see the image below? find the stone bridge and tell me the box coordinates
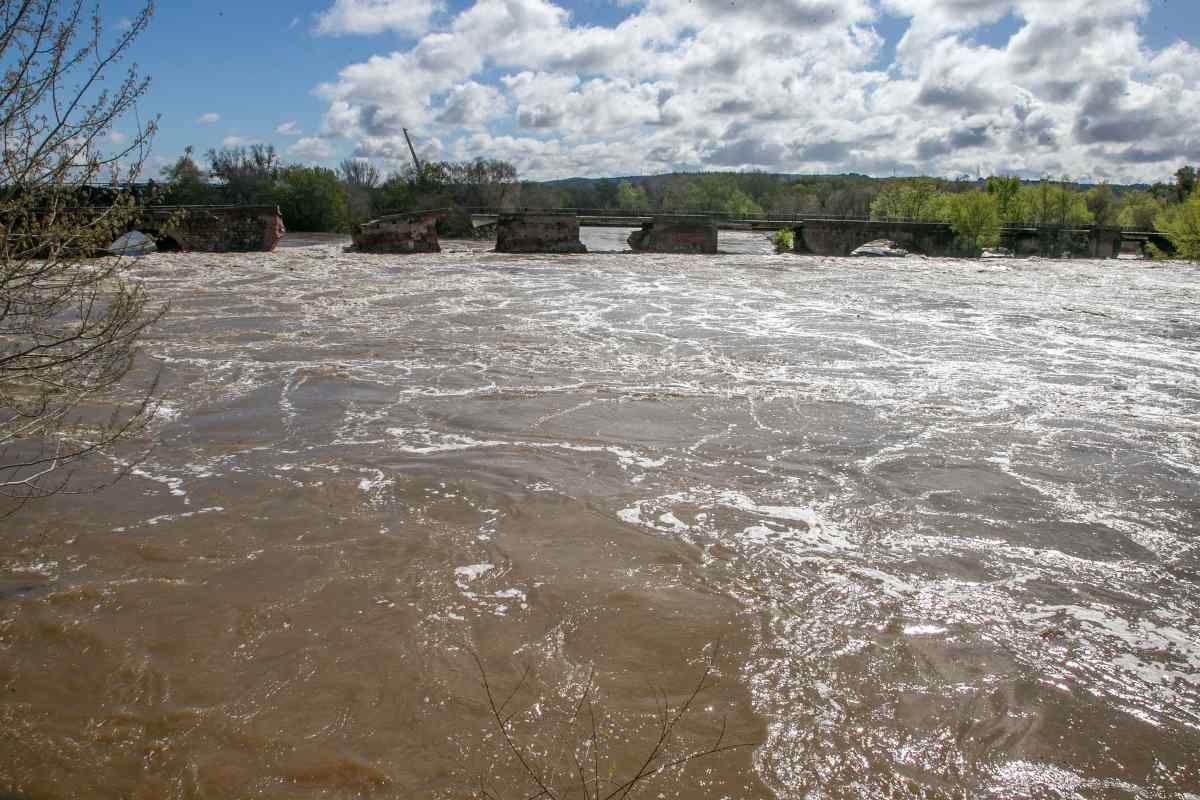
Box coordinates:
[469,209,1172,258]
[793,219,1126,259]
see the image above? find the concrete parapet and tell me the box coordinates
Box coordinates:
[495,212,587,254]
[352,210,445,253]
[627,216,718,253]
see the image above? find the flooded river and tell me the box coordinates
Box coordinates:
[1,231,1198,798]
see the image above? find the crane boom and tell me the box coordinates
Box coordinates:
[402,128,423,173]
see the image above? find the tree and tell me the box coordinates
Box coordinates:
[1018,181,1091,226]
[595,178,619,209]
[338,158,381,189]
[1,0,163,514]
[945,191,1002,252]
[1175,165,1197,204]
[1156,189,1200,260]
[161,146,212,205]
[207,144,279,204]
[272,166,347,233]
[449,158,519,208]
[1116,191,1163,231]
[338,158,380,225]
[1085,184,1118,227]
[377,171,415,213]
[615,180,650,210]
[986,176,1022,221]
[723,188,764,217]
[870,179,943,220]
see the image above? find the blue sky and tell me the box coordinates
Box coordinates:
[112,0,1200,183]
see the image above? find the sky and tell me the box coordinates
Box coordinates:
[108,0,1200,183]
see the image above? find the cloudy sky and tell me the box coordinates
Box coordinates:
[118,0,1199,183]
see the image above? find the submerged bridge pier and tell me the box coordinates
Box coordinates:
[627,216,718,253]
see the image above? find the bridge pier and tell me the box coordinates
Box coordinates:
[137,206,285,252]
[352,210,445,253]
[627,216,717,254]
[495,212,587,254]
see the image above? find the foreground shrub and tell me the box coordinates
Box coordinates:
[771,228,794,253]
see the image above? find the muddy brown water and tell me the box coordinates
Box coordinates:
[1,232,1198,798]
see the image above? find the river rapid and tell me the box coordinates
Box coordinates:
[1,231,1198,799]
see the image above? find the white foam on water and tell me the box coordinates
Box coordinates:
[617,506,642,525]
[454,563,494,583]
[903,624,949,636]
[130,466,188,500]
[385,426,668,474]
[114,506,225,532]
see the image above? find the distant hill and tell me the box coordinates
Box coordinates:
[538,172,1153,193]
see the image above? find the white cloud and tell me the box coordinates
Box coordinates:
[436,82,510,127]
[305,0,1200,181]
[222,135,258,148]
[196,112,220,124]
[314,0,442,36]
[287,137,336,160]
[275,121,302,136]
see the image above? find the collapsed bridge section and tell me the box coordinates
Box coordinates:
[135,205,285,252]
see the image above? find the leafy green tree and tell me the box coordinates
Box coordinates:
[1116,191,1163,230]
[377,172,415,213]
[1156,189,1200,260]
[869,179,944,220]
[1175,165,1197,203]
[1085,184,1118,227]
[659,175,702,210]
[724,188,764,217]
[986,176,1022,222]
[868,185,905,220]
[272,166,348,232]
[769,187,820,214]
[616,180,650,210]
[595,179,619,209]
[945,191,1002,252]
[1018,182,1092,226]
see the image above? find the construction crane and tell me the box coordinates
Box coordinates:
[402,128,423,174]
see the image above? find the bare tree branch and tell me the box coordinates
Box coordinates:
[0,0,162,515]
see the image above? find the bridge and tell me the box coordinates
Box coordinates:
[466,208,1173,258]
